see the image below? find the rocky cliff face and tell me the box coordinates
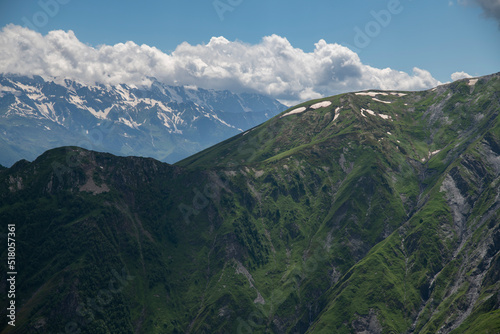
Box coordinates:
[0,73,499,333]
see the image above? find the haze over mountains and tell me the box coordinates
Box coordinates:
[1,72,499,333]
[0,74,286,167]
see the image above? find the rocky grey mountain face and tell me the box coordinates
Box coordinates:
[0,74,286,167]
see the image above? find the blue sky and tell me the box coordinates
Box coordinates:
[0,0,499,103]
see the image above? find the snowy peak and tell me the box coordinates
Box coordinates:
[0,74,286,166]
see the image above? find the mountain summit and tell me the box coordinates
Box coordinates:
[0,74,286,167]
[1,73,499,333]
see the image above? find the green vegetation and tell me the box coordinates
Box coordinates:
[1,73,499,333]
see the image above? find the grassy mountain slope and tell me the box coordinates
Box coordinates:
[0,73,499,333]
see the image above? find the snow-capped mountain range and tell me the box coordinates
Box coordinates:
[0,74,286,166]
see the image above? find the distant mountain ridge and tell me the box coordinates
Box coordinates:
[0,74,286,166]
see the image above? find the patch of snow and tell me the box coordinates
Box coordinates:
[378,113,391,120]
[468,79,478,86]
[237,98,252,112]
[211,114,235,128]
[0,85,18,95]
[155,101,173,113]
[150,133,156,148]
[114,84,132,101]
[171,123,183,134]
[159,111,185,132]
[390,92,407,97]
[69,94,110,119]
[123,98,139,107]
[27,93,45,101]
[372,98,392,104]
[119,117,142,129]
[387,132,392,135]
[310,101,332,109]
[9,96,36,116]
[36,102,55,118]
[333,107,341,121]
[44,126,51,131]
[355,92,388,97]
[86,106,110,120]
[103,107,113,118]
[429,149,441,157]
[69,94,85,106]
[281,107,306,118]
[157,112,172,129]
[12,81,39,93]
[69,95,113,119]
[361,108,376,116]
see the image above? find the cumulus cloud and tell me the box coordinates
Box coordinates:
[0,25,441,105]
[451,71,472,81]
[460,0,500,27]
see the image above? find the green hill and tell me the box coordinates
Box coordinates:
[1,73,499,333]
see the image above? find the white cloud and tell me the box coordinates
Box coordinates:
[451,71,472,81]
[0,25,442,105]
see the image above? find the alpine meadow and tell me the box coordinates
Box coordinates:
[1,73,499,333]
